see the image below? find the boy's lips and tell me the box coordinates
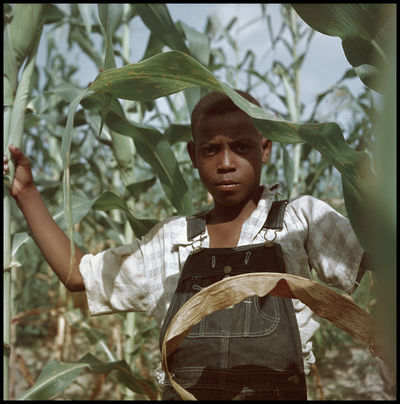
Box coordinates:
[215,180,239,190]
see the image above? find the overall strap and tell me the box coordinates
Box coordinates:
[186,211,207,241]
[262,200,288,230]
[187,199,288,240]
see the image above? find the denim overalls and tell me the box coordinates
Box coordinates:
[159,200,307,400]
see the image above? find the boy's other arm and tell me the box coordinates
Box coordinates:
[4,145,85,292]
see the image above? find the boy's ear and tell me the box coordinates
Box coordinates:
[187,141,198,168]
[261,137,272,164]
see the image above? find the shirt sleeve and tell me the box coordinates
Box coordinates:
[79,220,166,317]
[290,195,364,294]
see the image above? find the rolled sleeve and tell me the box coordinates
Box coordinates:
[294,195,364,293]
[79,221,166,317]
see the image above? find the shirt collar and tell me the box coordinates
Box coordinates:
[180,183,281,246]
[238,183,281,244]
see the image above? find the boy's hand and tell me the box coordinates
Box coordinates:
[3,144,34,199]
[4,144,85,291]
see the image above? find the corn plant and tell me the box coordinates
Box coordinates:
[4,4,45,400]
[4,3,394,400]
[293,3,396,377]
[3,4,158,400]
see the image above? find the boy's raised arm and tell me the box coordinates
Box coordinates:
[4,145,85,292]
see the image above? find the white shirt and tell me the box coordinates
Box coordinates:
[79,184,364,374]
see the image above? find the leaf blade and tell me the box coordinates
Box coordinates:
[89,50,223,101]
[16,359,88,400]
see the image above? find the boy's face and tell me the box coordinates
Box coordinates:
[188,110,271,208]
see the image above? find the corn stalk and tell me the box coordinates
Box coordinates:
[287,6,301,198]
[120,5,137,400]
[3,4,44,399]
[275,5,313,198]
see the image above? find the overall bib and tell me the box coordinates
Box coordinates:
[159,201,307,400]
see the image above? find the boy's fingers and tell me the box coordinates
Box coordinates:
[8,145,29,166]
[9,144,20,155]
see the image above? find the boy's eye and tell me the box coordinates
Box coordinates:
[201,144,218,156]
[235,143,252,153]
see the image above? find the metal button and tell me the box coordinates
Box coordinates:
[223,265,232,274]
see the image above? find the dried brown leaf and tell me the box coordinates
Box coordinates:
[161,273,384,400]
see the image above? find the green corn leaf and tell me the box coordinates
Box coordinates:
[65,309,158,398]
[102,3,124,35]
[5,20,42,174]
[97,4,117,70]
[98,93,112,146]
[105,113,195,215]
[4,6,44,401]
[112,359,158,400]
[88,49,371,236]
[125,177,157,200]
[304,159,330,194]
[53,194,98,230]
[77,4,92,37]
[52,190,159,239]
[142,31,165,60]
[68,24,103,70]
[65,309,115,361]
[292,4,385,41]
[8,4,44,72]
[342,177,374,253]
[292,4,394,92]
[281,144,294,196]
[58,82,194,215]
[16,359,89,400]
[60,88,92,283]
[164,124,192,145]
[97,4,118,145]
[11,232,32,257]
[179,19,212,114]
[60,89,92,169]
[177,20,210,66]
[60,91,161,239]
[88,51,369,197]
[84,112,136,185]
[86,93,194,215]
[3,24,18,103]
[80,353,126,375]
[93,191,159,238]
[89,51,223,101]
[16,352,156,400]
[42,4,65,24]
[78,354,155,397]
[135,3,191,54]
[7,35,42,151]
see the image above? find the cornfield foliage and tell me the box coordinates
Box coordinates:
[3,3,395,400]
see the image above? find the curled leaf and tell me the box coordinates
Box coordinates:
[161,272,384,400]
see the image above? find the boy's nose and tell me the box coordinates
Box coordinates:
[217,148,236,173]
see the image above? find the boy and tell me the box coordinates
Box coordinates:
[4,90,368,400]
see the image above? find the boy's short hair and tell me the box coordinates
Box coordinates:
[191,90,261,139]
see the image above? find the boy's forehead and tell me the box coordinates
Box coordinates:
[194,110,260,142]
[191,90,262,142]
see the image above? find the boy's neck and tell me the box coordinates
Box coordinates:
[207,188,262,225]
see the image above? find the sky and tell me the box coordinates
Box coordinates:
[168,4,363,95]
[168,4,367,121]
[37,4,365,124]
